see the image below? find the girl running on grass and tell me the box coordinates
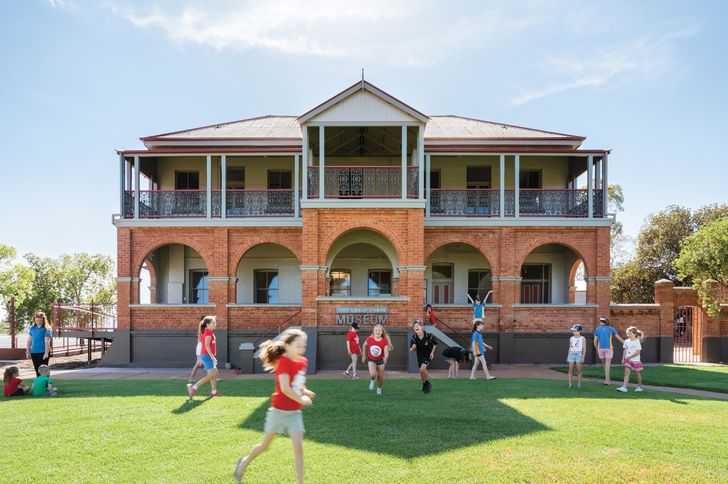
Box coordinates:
[361,323,392,396]
[469,321,496,380]
[233,329,314,484]
[617,326,646,393]
[566,324,586,389]
[186,316,222,398]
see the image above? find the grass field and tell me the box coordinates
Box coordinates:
[552,364,728,394]
[2,378,728,483]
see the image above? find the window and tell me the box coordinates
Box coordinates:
[226,167,245,189]
[431,264,453,304]
[467,166,491,189]
[468,269,492,302]
[520,264,550,303]
[268,170,292,190]
[330,270,351,296]
[519,170,541,189]
[176,171,200,190]
[189,271,208,304]
[255,270,279,304]
[429,170,441,189]
[368,270,391,297]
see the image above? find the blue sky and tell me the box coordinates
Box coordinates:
[1,0,726,261]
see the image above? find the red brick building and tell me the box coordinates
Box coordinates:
[107,80,622,370]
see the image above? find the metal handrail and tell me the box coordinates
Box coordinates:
[252,310,303,348]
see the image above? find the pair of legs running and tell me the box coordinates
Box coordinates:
[368,361,385,394]
[470,355,495,380]
[234,431,304,484]
[187,366,220,397]
[344,353,359,378]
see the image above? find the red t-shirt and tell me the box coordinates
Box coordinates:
[4,376,21,396]
[199,329,216,356]
[427,310,437,325]
[366,336,389,361]
[272,355,308,411]
[346,330,361,354]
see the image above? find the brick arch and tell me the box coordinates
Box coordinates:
[424,237,498,275]
[321,225,406,267]
[133,239,213,278]
[231,241,302,273]
[516,239,592,278]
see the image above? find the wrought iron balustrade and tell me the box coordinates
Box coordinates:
[518,189,592,217]
[307,166,417,199]
[121,190,208,218]
[226,189,294,217]
[429,189,500,216]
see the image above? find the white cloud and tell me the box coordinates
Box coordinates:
[103,0,537,67]
[511,25,700,106]
[48,0,77,10]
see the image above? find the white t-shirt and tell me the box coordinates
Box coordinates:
[569,336,585,354]
[623,339,642,362]
[195,342,202,356]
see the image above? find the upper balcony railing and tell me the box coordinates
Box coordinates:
[123,189,295,218]
[122,188,603,219]
[307,166,418,199]
[430,188,603,217]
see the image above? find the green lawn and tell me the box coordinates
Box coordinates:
[2,378,728,483]
[552,364,728,394]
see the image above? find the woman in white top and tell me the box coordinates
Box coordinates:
[617,326,645,393]
[566,324,586,389]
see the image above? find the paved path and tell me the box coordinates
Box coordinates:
[7,364,727,401]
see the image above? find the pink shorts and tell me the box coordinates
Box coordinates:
[624,360,644,372]
[597,348,614,359]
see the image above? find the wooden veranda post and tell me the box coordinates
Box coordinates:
[9,296,16,349]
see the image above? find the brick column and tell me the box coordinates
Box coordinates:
[301,208,320,326]
[654,279,675,363]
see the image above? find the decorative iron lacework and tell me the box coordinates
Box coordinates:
[125,190,207,218]
[226,190,294,217]
[407,167,419,198]
[123,191,134,218]
[307,170,319,198]
[430,190,499,216]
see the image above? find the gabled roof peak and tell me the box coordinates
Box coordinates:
[297,80,429,124]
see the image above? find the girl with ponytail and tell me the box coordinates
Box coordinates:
[234,328,315,484]
[186,316,222,398]
[617,326,646,393]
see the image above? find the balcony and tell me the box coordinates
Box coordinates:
[429,188,603,218]
[307,166,419,199]
[123,189,296,218]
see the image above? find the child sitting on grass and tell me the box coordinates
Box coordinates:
[32,365,57,397]
[4,366,30,397]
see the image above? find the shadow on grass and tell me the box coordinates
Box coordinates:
[237,377,724,459]
[172,396,212,414]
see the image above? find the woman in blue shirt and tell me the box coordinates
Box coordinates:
[26,311,52,376]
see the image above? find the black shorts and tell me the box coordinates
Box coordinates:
[10,388,26,397]
[369,358,385,366]
[417,358,431,368]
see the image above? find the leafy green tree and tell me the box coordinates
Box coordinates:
[0,245,36,329]
[675,219,728,317]
[611,204,728,303]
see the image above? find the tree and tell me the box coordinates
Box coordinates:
[56,253,116,305]
[675,219,728,317]
[0,245,36,327]
[607,184,633,267]
[611,204,728,303]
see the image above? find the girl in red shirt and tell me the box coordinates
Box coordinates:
[361,324,393,396]
[343,322,361,379]
[186,316,222,398]
[3,366,29,397]
[233,328,315,484]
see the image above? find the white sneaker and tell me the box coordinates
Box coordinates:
[369,379,375,390]
[469,376,476,380]
[616,386,628,393]
[376,387,382,396]
[635,387,644,392]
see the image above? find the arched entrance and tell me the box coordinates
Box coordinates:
[520,244,585,304]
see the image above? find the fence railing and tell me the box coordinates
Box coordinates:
[52,303,117,333]
[429,189,500,216]
[226,189,295,217]
[307,166,418,199]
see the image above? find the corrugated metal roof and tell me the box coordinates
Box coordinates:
[424,116,580,140]
[144,115,580,141]
[147,115,301,140]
